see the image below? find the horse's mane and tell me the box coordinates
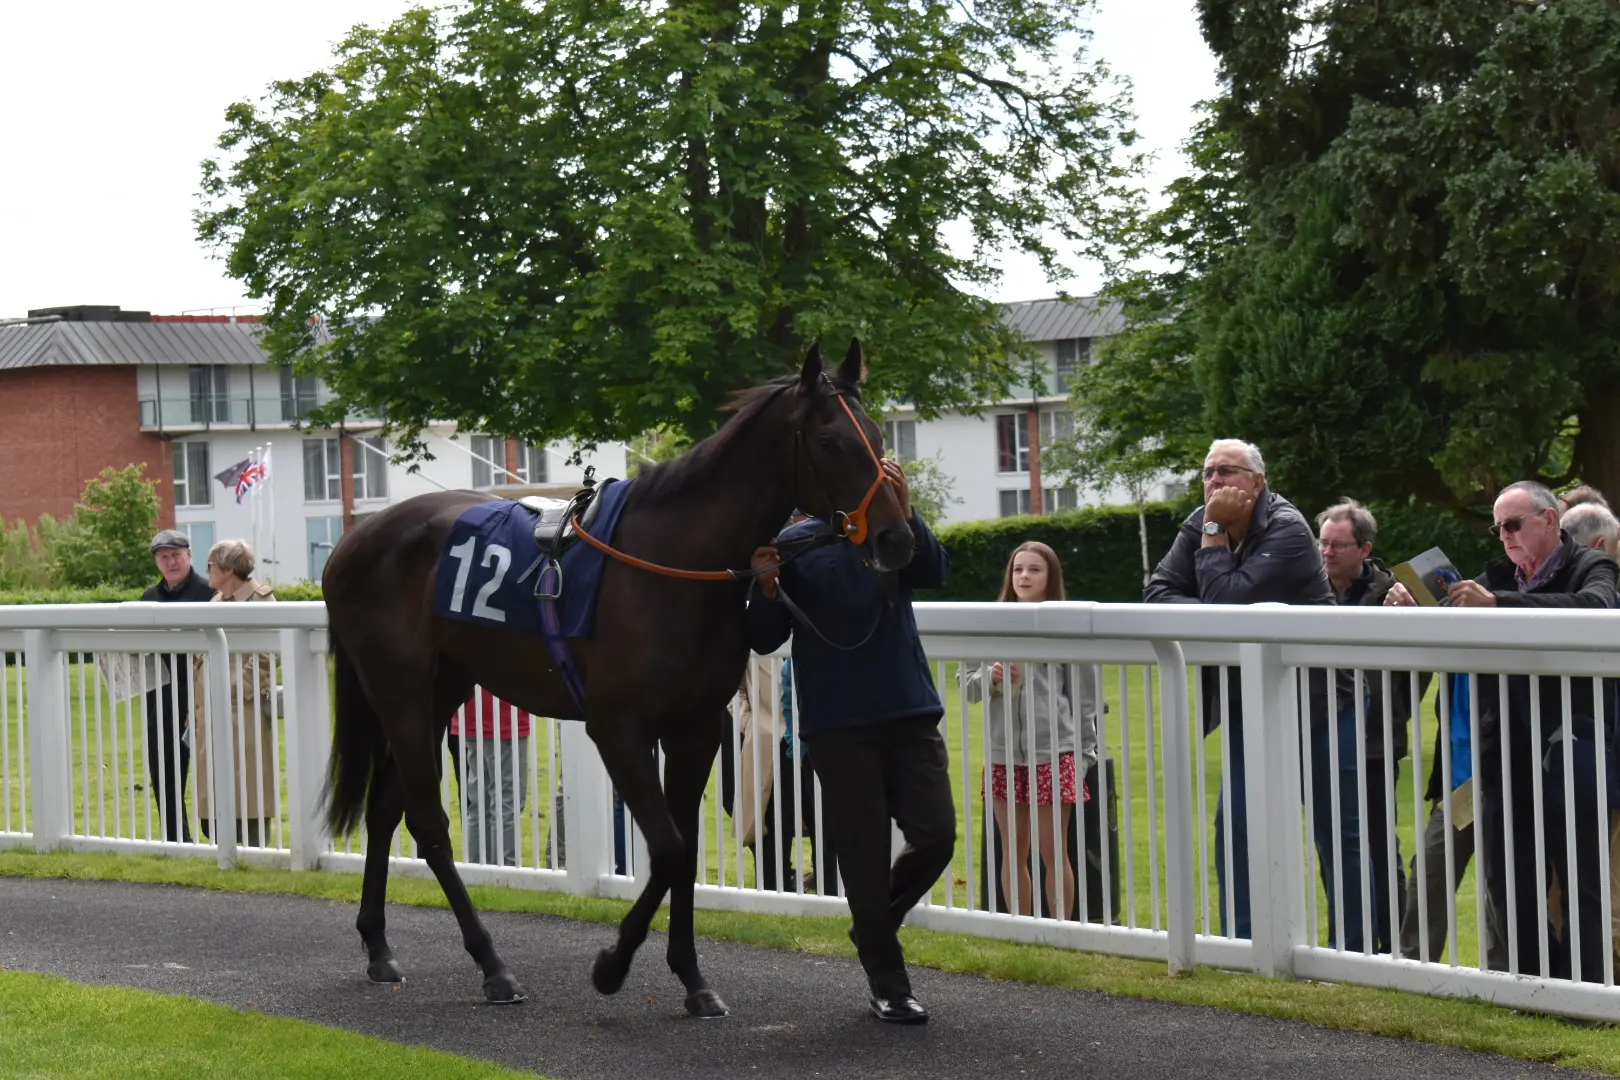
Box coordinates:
[634,372,861,507]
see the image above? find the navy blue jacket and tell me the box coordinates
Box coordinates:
[745,515,949,737]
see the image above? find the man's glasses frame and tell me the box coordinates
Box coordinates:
[1489,510,1551,538]
[1202,464,1256,482]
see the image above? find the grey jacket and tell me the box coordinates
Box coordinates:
[962,661,1100,768]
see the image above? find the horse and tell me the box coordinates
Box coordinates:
[319,340,915,1017]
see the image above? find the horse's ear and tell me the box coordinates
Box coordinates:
[838,337,865,385]
[797,343,824,397]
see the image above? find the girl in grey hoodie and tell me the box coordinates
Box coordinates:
[962,542,1098,919]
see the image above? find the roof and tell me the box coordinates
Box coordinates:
[0,318,275,372]
[999,296,1124,343]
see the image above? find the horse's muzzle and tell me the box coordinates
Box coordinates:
[868,522,916,574]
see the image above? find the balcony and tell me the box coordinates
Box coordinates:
[138,396,381,432]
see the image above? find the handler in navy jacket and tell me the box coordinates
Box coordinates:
[746,460,952,1025]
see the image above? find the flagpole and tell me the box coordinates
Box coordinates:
[251,445,262,565]
[264,442,276,585]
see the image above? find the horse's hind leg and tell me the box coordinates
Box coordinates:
[662,715,728,1018]
[398,743,527,1005]
[358,759,406,983]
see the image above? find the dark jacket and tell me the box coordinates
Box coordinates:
[141,569,214,604]
[1332,558,1427,760]
[745,515,949,737]
[140,568,215,714]
[1422,533,1619,802]
[1145,489,1335,733]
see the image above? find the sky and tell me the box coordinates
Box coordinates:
[0,0,1218,318]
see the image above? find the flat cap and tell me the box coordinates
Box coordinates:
[149,529,191,553]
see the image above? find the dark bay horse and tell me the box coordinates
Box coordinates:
[319,341,914,1017]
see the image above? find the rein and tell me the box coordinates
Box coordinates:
[570,377,888,583]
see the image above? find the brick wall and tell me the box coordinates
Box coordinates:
[0,366,174,527]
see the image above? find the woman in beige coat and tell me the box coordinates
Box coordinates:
[193,539,279,847]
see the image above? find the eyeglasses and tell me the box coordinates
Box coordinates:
[1489,512,1547,538]
[1201,464,1256,482]
[1318,540,1359,554]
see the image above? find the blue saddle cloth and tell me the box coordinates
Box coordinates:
[431,479,633,641]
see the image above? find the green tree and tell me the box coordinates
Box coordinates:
[198,0,1140,456]
[54,465,162,589]
[1169,0,1620,514]
[0,514,72,591]
[902,454,962,527]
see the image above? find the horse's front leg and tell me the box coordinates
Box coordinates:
[660,715,728,1017]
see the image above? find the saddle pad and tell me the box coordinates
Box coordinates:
[431,478,633,640]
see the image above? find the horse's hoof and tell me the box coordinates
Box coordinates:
[592,948,628,995]
[482,971,527,1005]
[367,958,405,984]
[685,988,730,1019]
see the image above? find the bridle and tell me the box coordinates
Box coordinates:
[570,375,889,581]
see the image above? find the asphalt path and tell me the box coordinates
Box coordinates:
[0,877,1600,1079]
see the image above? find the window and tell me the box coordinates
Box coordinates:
[179,521,215,555]
[1055,338,1089,374]
[469,435,501,489]
[303,438,342,502]
[353,436,389,501]
[995,414,1030,473]
[1041,410,1074,443]
[173,441,211,507]
[998,487,1078,518]
[278,368,319,421]
[188,365,230,424]
[882,420,916,464]
[305,516,344,581]
[515,441,548,484]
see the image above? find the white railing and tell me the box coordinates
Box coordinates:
[1,600,1617,1023]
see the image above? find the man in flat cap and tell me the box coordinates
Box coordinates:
[139,530,214,841]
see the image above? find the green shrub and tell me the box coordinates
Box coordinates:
[924,502,1188,603]
[53,465,162,589]
[0,583,324,606]
[0,515,72,590]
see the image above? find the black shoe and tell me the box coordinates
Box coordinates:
[869,994,929,1024]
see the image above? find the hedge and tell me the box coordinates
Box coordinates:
[0,582,324,606]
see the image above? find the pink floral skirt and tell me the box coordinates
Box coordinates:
[987,751,1086,806]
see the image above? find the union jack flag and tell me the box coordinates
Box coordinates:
[235,450,269,503]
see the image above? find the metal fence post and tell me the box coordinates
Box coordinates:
[24,629,69,851]
[1239,639,1305,978]
[560,721,612,895]
[279,628,331,871]
[205,629,237,870]
[1152,638,1196,974]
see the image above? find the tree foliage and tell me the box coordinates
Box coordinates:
[198,0,1139,454]
[53,466,161,590]
[1092,0,1620,518]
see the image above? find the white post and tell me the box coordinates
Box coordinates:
[205,628,237,869]
[279,627,330,870]
[1239,639,1305,978]
[1152,637,1196,974]
[24,629,70,850]
[264,441,277,584]
[560,721,612,895]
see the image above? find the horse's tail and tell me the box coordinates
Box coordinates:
[322,632,386,837]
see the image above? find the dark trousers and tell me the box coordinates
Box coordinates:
[143,685,192,843]
[1216,703,1403,949]
[1482,733,1614,982]
[806,718,956,999]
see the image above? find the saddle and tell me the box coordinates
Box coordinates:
[518,466,605,600]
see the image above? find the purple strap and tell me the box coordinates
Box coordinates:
[536,559,588,718]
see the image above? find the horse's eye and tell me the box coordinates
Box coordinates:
[817,435,837,452]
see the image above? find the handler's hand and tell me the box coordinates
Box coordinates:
[751,546,782,600]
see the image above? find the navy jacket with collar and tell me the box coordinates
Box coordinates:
[744,515,949,738]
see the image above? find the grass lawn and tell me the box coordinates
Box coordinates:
[0,967,544,1080]
[0,848,1613,1076]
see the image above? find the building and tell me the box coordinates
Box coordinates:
[0,297,1182,578]
[888,297,1185,525]
[0,306,623,584]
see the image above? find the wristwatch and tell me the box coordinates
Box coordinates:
[1201,520,1225,536]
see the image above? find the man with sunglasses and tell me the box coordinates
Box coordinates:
[1145,439,1334,940]
[1390,481,1617,981]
